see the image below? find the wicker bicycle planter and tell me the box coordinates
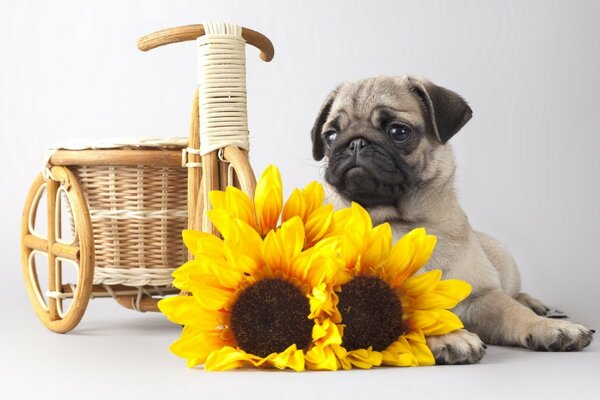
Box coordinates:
[20,23,274,333]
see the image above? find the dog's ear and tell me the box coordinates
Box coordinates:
[311,88,339,160]
[408,77,472,144]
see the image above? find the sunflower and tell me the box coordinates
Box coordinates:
[305,203,472,370]
[209,165,334,246]
[161,165,471,371]
[159,214,348,371]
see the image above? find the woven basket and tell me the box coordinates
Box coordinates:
[51,141,190,288]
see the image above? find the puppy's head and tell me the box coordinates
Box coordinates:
[311,76,472,208]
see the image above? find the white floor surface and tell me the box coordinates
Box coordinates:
[2,295,597,400]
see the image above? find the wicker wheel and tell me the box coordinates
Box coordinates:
[21,168,95,333]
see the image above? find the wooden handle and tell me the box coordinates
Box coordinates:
[137,24,274,62]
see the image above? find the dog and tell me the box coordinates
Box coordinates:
[311,76,594,364]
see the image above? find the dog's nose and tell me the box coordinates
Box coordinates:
[349,138,367,153]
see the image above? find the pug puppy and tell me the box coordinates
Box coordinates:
[311,76,594,364]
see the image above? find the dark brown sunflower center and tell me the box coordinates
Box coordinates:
[230,278,312,358]
[338,275,405,351]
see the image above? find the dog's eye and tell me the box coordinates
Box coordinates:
[324,130,337,147]
[387,124,411,142]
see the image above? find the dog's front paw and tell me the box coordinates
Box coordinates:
[524,319,594,351]
[427,329,486,365]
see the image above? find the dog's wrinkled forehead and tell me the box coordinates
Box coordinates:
[328,76,425,130]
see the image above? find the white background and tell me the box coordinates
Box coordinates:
[1,1,599,399]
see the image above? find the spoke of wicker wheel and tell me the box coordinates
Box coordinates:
[46,178,60,320]
[21,168,95,333]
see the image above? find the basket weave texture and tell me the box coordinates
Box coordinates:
[71,162,188,285]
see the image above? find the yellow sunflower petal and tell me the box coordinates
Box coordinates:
[182,230,225,258]
[254,165,283,236]
[208,186,256,228]
[305,345,339,371]
[349,202,373,235]
[259,217,307,281]
[361,223,392,273]
[170,330,228,367]
[223,244,260,280]
[312,318,343,346]
[277,217,306,264]
[172,259,234,292]
[405,330,435,366]
[336,238,360,274]
[327,202,371,240]
[329,208,352,236]
[171,260,200,291]
[225,218,264,263]
[409,233,437,272]
[309,284,339,320]
[401,270,443,296]
[381,352,418,367]
[332,345,351,370]
[281,188,306,223]
[410,279,472,310]
[380,330,436,367]
[304,250,345,288]
[205,345,305,371]
[305,204,334,246]
[262,229,285,271]
[158,295,225,329]
[385,228,437,287]
[311,319,328,341]
[204,346,254,371]
[192,255,244,289]
[380,336,418,367]
[301,181,325,219]
[224,186,257,228]
[349,348,383,369]
[269,344,305,371]
[208,190,226,211]
[407,309,464,336]
[301,237,351,289]
[207,209,234,239]
[330,203,377,273]
[337,347,383,370]
[187,279,234,311]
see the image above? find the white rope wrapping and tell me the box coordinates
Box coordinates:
[92,267,175,287]
[48,284,177,300]
[88,209,188,221]
[182,146,203,168]
[197,22,250,155]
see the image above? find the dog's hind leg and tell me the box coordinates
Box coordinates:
[476,232,565,318]
[515,292,551,316]
[461,289,593,351]
[475,231,521,296]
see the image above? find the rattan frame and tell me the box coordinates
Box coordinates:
[20,24,274,333]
